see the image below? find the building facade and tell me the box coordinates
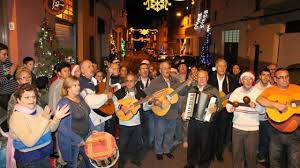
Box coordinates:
[0,0,126,70]
[210,0,300,72]
[169,0,300,73]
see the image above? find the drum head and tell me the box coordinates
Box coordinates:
[85,132,119,168]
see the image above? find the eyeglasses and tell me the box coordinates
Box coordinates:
[276,75,289,80]
[22,96,36,100]
[19,76,32,80]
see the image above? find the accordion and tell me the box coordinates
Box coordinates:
[183,92,217,122]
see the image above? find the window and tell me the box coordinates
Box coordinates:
[255,0,261,11]
[56,0,74,23]
[89,0,94,17]
[223,30,240,43]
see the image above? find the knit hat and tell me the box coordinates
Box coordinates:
[240,71,255,81]
[70,64,79,76]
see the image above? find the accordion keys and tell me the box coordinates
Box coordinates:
[183,92,217,122]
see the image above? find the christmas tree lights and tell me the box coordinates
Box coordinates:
[34,18,66,77]
[199,26,213,67]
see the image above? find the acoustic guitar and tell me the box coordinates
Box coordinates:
[116,96,153,121]
[219,91,232,107]
[117,76,196,119]
[94,61,115,116]
[151,77,195,116]
[265,94,300,132]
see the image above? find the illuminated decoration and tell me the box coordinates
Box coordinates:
[191,0,195,5]
[132,37,151,42]
[129,28,158,34]
[44,0,66,15]
[198,26,213,67]
[56,0,74,22]
[139,29,150,35]
[176,12,182,17]
[110,34,118,55]
[143,0,171,12]
[206,24,211,32]
[34,17,68,77]
[194,10,209,30]
[121,39,126,58]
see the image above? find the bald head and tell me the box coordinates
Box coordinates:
[197,70,209,87]
[80,60,94,79]
[110,63,120,76]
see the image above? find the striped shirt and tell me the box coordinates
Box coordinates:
[0,59,17,95]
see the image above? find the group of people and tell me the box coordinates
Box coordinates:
[1,41,300,168]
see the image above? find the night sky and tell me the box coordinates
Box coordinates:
[126,0,168,28]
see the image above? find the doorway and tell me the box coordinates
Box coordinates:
[224,42,238,66]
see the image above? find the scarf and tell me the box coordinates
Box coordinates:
[6,104,37,168]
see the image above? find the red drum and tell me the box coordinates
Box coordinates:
[84,132,119,168]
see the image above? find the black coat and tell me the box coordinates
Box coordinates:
[208,72,239,94]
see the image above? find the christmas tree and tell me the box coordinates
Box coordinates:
[199,31,213,67]
[34,17,65,77]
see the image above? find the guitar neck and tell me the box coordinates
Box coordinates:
[169,80,189,97]
[104,68,111,94]
[133,95,154,107]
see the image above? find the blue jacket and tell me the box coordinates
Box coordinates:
[57,97,95,161]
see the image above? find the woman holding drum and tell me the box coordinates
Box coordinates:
[57,76,95,168]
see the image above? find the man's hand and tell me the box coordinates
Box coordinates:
[226,106,235,113]
[181,112,187,121]
[107,92,113,99]
[274,102,288,112]
[121,105,130,115]
[154,99,162,107]
[249,102,256,108]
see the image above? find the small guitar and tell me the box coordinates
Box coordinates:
[151,76,196,116]
[219,91,232,107]
[116,96,154,121]
[94,61,115,116]
[266,94,300,132]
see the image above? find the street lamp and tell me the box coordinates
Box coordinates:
[176,12,182,17]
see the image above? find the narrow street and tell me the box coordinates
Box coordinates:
[116,51,265,168]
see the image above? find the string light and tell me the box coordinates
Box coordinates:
[194,10,209,30]
[199,30,213,67]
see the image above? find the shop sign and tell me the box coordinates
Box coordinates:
[44,0,66,15]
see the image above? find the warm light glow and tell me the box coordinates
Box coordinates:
[176,12,182,17]
[140,29,150,35]
[56,0,73,22]
[143,0,171,12]
[191,0,195,5]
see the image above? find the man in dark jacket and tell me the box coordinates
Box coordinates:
[208,58,239,161]
[183,69,221,168]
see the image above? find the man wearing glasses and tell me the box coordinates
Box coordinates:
[257,68,300,168]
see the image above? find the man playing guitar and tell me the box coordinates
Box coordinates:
[257,68,300,168]
[144,61,190,160]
